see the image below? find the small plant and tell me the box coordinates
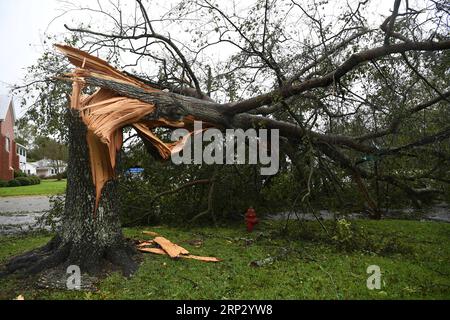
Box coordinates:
[0,180,7,188]
[332,218,355,250]
[37,194,65,231]
[329,219,414,255]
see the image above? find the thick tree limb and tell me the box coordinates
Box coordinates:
[226,40,450,114]
[76,75,379,154]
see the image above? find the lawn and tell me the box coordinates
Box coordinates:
[0,219,449,300]
[0,179,66,197]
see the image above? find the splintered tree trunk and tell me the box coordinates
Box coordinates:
[2,110,137,279]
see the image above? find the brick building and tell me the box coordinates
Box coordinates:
[0,95,20,181]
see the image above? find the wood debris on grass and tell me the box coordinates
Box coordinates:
[137,235,221,263]
[137,240,154,247]
[142,231,159,237]
[153,236,190,257]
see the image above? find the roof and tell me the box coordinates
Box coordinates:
[30,159,68,169]
[0,95,15,122]
[16,142,27,149]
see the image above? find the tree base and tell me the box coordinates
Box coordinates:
[0,236,139,288]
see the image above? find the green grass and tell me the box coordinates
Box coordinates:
[0,179,66,197]
[0,219,449,300]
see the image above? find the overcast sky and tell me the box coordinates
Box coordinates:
[0,0,178,117]
[0,0,58,94]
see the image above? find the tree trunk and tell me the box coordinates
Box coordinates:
[1,110,137,279]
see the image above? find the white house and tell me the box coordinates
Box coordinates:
[16,142,27,172]
[23,162,37,176]
[27,159,67,178]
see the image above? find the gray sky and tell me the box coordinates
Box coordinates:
[0,0,60,94]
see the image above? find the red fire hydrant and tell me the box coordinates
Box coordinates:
[245,207,259,232]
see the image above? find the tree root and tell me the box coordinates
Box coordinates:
[0,236,139,283]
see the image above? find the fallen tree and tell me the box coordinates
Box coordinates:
[3,0,450,280]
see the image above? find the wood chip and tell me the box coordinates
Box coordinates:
[137,247,166,255]
[137,240,154,247]
[181,255,222,263]
[154,236,189,258]
[137,236,220,262]
[139,247,221,263]
[142,231,159,237]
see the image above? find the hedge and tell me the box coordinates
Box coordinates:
[0,176,41,188]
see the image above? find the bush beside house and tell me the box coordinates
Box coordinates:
[0,173,41,188]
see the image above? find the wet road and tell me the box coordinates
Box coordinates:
[0,196,51,235]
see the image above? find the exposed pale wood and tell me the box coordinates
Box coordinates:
[142,231,159,237]
[138,246,221,262]
[137,247,166,255]
[153,236,189,257]
[57,45,207,210]
[181,255,222,262]
[137,240,155,247]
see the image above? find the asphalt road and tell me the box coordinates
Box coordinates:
[0,196,51,235]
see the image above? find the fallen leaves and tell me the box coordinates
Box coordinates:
[137,233,221,263]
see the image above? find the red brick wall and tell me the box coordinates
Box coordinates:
[0,131,14,181]
[0,103,18,181]
[11,140,19,172]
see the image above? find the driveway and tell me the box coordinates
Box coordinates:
[0,196,51,235]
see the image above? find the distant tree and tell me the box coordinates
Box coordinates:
[14,120,37,149]
[28,137,68,178]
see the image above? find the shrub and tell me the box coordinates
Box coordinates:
[14,170,27,178]
[8,179,22,187]
[329,219,413,255]
[15,177,31,186]
[30,175,41,184]
[3,176,40,187]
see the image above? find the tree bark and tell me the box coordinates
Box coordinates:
[1,110,137,279]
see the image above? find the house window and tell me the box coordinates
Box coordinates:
[5,137,10,152]
[27,170,31,175]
